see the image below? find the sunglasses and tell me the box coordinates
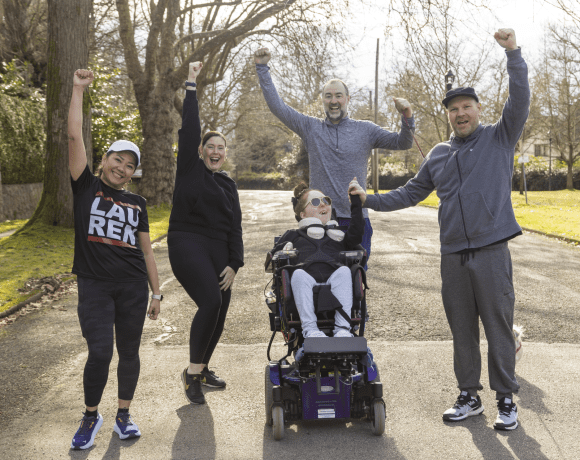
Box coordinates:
[303,196,332,210]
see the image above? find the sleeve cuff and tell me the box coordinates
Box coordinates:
[229,261,243,273]
[402,114,415,129]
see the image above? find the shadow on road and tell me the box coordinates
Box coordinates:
[261,417,407,459]
[172,404,216,459]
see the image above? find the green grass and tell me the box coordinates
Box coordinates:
[512,190,580,241]
[0,204,172,313]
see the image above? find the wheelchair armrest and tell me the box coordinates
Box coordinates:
[281,268,293,303]
[352,265,367,301]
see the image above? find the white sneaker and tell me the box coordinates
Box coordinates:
[443,391,484,421]
[494,397,518,431]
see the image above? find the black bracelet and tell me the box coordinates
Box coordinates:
[185,81,197,88]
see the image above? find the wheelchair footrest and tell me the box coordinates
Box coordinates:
[303,337,368,354]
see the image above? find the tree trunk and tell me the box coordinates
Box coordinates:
[567,146,574,190]
[0,170,3,220]
[26,0,92,228]
[137,88,177,205]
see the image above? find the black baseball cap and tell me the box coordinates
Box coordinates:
[442,87,479,108]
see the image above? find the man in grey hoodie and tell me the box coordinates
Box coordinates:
[254,48,416,261]
[349,28,528,431]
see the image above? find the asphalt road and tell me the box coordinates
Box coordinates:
[0,190,579,459]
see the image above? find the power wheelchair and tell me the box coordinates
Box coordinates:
[263,239,386,440]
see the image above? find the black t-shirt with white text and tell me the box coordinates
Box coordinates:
[71,165,148,281]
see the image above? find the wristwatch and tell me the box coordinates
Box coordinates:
[185,81,196,88]
[151,294,163,301]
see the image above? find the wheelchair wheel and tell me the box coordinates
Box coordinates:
[265,365,273,426]
[370,400,386,436]
[272,406,285,440]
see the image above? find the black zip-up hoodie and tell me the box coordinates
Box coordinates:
[168,90,244,272]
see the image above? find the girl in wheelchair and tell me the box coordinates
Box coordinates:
[270,181,364,339]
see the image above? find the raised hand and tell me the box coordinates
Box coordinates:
[348,177,367,205]
[494,28,518,51]
[393,97,413,118]
[73,69,94,88]
[188,61,203,82]
[254,47,271,65]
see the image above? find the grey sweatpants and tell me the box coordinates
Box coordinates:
[441,242,519,400]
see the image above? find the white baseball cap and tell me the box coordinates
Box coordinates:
[106,140,141,166]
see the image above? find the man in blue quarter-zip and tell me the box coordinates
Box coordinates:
[254,48,415,262]
[349,28,528,431]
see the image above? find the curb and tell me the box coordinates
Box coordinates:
[0,291,45,319]
[152,233,168,244]
[0,278,76,320]
[521,227,580,245]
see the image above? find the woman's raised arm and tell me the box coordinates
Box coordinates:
[68,69,93,180]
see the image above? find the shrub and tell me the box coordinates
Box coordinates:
[0,92,46,184]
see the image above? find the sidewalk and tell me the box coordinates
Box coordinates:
[1,340,577,459]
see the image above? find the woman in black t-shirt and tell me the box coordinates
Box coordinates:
[68,69,161,450]
[168,62,244,405]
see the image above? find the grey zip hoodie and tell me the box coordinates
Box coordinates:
[256,64,415,218]
[364,48,530,254]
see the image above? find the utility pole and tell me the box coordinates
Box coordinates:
[445,70,455,140]
[373,39,379,194]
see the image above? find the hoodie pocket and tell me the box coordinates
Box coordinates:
[438,195,466,244]
[462,192,495,237]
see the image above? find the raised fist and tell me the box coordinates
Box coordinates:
[393,97,413,118]
[188,61,203,81]
[73,69,94,88]
[254,47,271,65]
[494,28,518,51]
[348,177,367,204]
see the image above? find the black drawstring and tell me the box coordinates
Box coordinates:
[460,248,480,266]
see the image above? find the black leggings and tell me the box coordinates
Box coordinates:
[168,231,231,364]
[77,277,148,407]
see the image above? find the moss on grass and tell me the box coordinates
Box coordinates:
[0,219,28,236]
[0,204,172,313]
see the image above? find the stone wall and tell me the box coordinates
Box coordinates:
[0,183,43,221]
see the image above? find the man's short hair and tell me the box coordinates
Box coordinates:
[322,79,349,97]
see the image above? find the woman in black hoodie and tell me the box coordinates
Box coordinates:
[168,62,244,405]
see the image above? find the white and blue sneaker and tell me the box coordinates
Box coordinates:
[494,397,518,431]
[443,391,484,421]
[71,412,103,450]
[113,412,142,439]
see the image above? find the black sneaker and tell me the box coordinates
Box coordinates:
[494,397,518,431]
[201,367,226,388]
[181,369,205,404]
[443,391,484,421]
